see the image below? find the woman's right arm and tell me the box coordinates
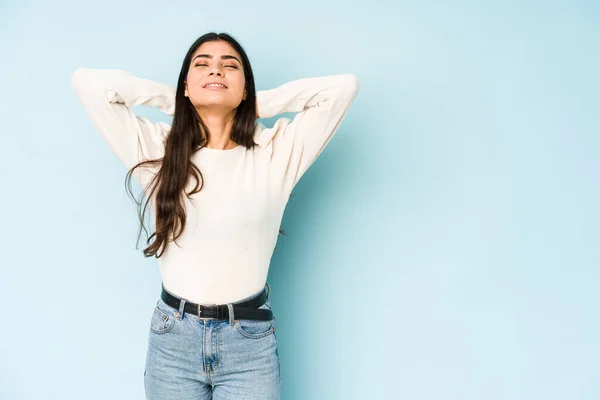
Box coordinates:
[71,68,176,170]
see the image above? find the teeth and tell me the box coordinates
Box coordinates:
[206,83,225,88]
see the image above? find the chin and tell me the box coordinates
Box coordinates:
[196,101,239,111]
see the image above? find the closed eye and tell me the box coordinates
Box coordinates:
[194,63,238,69]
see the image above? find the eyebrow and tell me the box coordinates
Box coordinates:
[192,54,242,65]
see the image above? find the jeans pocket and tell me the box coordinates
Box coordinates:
[149,299,178,334]
[234,300,275,339]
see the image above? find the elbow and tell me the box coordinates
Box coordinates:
[340,74,360,101]
[338,74,360,98]
[71,68,92,90]
[346,74,360,92]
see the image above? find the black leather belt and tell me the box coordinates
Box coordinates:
[161,283,273,321]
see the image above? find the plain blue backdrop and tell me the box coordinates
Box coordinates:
[1,0,599,399]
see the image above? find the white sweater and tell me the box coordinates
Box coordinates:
[71,68,359,304]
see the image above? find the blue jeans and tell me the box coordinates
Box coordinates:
[144,285,281,399]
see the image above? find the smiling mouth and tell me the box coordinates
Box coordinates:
[203,83,227,89]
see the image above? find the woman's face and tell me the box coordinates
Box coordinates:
[184,40,246,112]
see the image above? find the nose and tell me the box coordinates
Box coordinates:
[209,68,223,76]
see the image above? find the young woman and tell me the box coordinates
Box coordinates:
[71,32,359,399]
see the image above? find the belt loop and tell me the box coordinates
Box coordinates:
[265,282,271,299]
[177,298,186,320]
[227,303,235,325]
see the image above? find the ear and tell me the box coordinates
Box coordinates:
[184,81,188,97]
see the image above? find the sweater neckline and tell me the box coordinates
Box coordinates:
[200,144,244,153]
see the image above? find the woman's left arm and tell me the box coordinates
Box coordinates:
[254,73,360,194]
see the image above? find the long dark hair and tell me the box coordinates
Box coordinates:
[124,32,284,258]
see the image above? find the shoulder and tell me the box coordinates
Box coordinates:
[252,118,294,153]
[148,121,172,148]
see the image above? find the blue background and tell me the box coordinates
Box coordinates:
[1,0,599,399]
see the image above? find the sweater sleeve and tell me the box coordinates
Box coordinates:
[71,68,176,171]
[253,73,360,195]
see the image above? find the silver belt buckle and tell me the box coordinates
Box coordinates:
[198,304,217,320]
